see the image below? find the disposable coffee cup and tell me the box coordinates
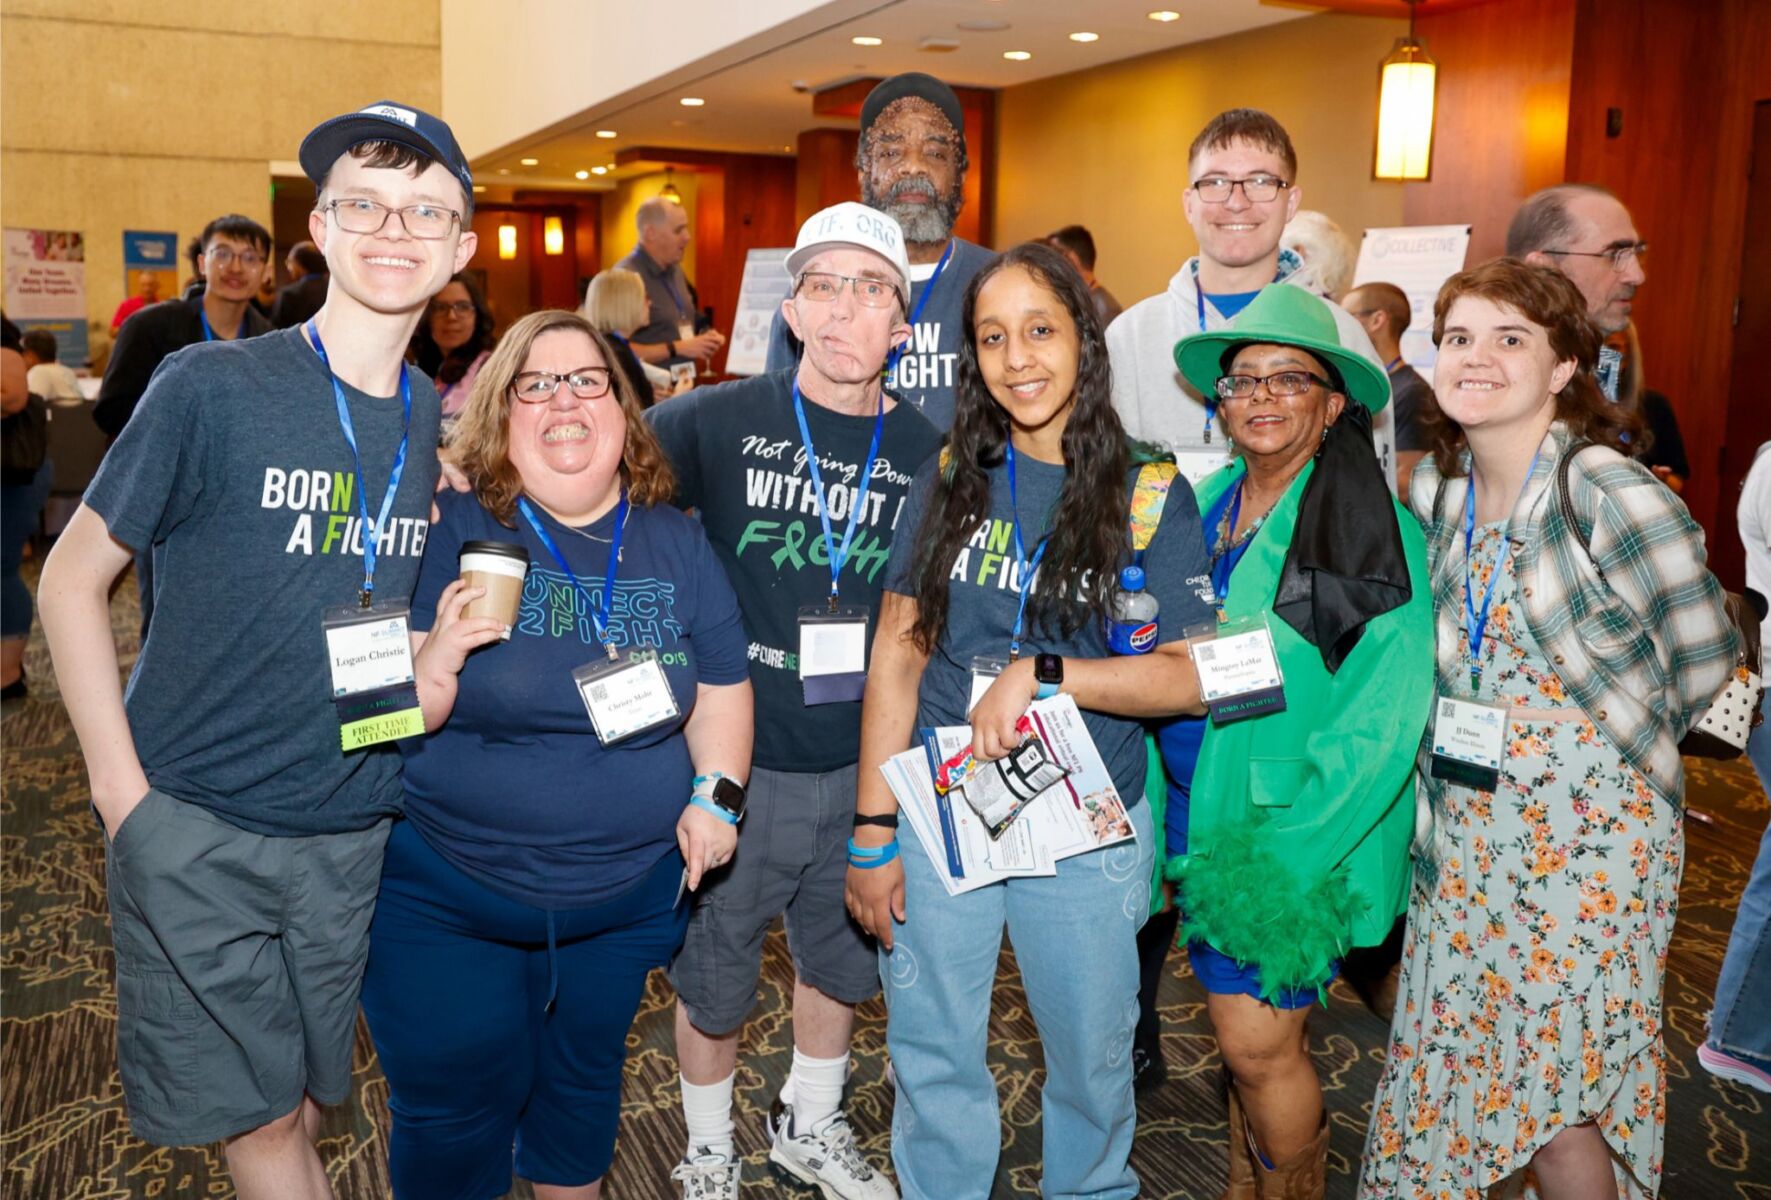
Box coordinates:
[458,541,530,639]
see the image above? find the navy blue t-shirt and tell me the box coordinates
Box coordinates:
[885,450,1214,805]
[401,490,750,908]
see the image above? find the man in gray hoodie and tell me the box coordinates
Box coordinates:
[1106,109,1388,483]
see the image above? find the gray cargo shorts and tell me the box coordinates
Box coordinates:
[667,764,881,1035]
[104,787,391,1146]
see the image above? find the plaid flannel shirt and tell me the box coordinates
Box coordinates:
[1410,423,1738,805]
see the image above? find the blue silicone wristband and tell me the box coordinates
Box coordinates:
[848,838,900,868]
[688,794,737,825]
[846,836,891,858]
[1035,681,1059,700]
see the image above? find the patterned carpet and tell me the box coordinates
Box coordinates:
[3,562,1768,1199]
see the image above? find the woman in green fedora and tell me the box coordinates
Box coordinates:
[1161,284,1434,1198]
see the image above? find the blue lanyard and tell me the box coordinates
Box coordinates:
[199,308,242,342]
[1004,441,1051,660]
[1461,454,1540,692]
[662,270,691,321]
[1209,480,1246,609]
[886,239,954,380]
[517,492,629,660]
[1195,275,1217,443]
[1385,356,1404,374]
[304,319,411,607]
[792,379,885,607]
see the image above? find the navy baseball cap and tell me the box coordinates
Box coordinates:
[860,73,966,151]
[299,101,474,200]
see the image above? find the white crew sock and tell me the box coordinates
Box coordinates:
[785,1048,849,1133]
[681,1073,735,1159]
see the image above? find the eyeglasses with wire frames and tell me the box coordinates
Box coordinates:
[1542,242,1648,270]
[510,367,614,403]
[1190,174,1290,204]
[1214,370,1333,401]
[430,299,475,318]
[794,272,901,309]
[321,197,463,240]
[203,245,266,270]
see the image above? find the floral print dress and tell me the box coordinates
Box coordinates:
[1360,523,1681,1199]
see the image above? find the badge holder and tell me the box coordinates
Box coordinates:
[1428,695,1506,791]
[323,603,424,752]
[1186,614,1286,725]
[572,651,682,746]
[967,654,1009,716]
[798,604,870,705]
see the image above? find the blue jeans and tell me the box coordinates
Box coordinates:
[883,801,1153,1200]
[1709,687,1771,1071]
[0,458,52,638]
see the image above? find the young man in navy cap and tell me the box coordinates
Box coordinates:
[764,72,993,432]
[40,101,475,1195]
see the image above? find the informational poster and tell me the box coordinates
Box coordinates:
[122,230,180,304]
[1351,224,1472,375]
[4,228,88,364]
[724,248,792,376]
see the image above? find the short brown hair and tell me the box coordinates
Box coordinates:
[1188,108,1297,181]
[445,309,674,525]
[1426,258,1642,478]
[1348,281,1412,335]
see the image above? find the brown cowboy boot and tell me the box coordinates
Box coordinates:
[1219,1077,1257,1200]
[1251,1112,1328,1200]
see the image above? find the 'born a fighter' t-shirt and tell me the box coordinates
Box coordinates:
[84,327,442,836]
[648,369,942,772]
[763,237,995,432]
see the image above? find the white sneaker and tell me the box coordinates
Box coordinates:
[767,1101,898,1200]
[672,1146,741,1200]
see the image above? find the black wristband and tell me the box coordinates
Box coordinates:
[853,812,900,829]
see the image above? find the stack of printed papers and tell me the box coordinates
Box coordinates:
[881,694,1136,896]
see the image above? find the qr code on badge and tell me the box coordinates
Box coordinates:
[589,682,610,704]
[1196,643,1217,663]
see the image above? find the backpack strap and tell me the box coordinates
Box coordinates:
[1128,460,1179,555]
[1554,441,1605,582]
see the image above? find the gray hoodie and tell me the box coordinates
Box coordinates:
[1105,251,1398,489]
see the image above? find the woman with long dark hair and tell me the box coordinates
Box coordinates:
[846,243,1214,1199]
[412,271,495,418]
[1360,260,1738,1199]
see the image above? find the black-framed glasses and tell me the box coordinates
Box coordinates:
[1542,242,1647,270]
[1191,174,1289,203]
[511,368,613,403]
[322,197,462,240]
[795,272,900,309]
[1214,370,1332,401]
[431,299,475,318]
[204,245,266,270]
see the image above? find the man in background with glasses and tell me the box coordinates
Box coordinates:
[648,202,937,1200]
[1507,183,1648,399]
[1106,108,1385,486]
[93,213,275,635]
[40,101,475,1198]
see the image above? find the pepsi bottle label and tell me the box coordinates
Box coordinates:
[1106,618,1159,655]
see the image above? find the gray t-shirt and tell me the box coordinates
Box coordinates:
[884,451,1214,802]
[84,327,442,836]
[764,237,996,432]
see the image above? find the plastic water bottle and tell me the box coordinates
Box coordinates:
[1106,565,1159,654]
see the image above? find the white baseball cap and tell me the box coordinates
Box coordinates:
[784,202,912,307]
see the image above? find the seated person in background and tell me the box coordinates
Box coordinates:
[19,329,83,401]
[584,267,679,406]
[412,271,495,420]
[1044,224,1122,326]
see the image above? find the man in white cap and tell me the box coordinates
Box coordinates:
[649,202,938,1199]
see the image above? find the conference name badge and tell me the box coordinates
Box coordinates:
[572,654,681,746]
[1429,696,1506,791]
[1187,616,1286,725]
[967,654,1009,716]
[322,603,424,751]
[798,604,869,705]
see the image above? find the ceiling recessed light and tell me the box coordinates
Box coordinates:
[1003,50,1032,61]
[520,157,539,166]
[1069,31,1099,42]
[1148,10,1181,21]
[497,168,510,175]
[595,129,617,139]
[591,166,607,175]
[574,169,590,180]
[851,35,882,46]
[680,97,705,107]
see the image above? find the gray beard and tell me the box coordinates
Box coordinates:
[883,198,955,245]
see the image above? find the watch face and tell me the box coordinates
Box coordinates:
[712,776,747,815]
[1036,654,1063,684]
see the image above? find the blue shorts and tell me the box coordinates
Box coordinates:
[1187,940,1338,1011]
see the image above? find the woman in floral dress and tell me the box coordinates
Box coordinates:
[1360,259,1738,1199]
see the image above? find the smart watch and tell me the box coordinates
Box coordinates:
[693,772,748,824]
[1034,653,1064,700]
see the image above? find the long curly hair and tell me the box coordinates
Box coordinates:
[1426,258,1643,478]
[412,272,495,387]
[907,241,1149,653]
[445,309,674,526]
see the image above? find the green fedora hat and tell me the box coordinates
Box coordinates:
[1173,285,1392,414]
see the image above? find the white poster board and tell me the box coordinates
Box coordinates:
[1352,224,1472,376]
[724,248,792,376]
[5,228,89,364]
